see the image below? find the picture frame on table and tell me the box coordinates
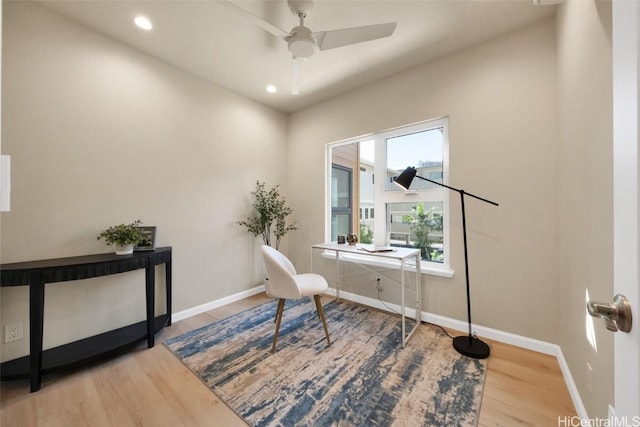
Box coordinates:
[134,226,156,251]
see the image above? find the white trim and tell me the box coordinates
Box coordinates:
[171,285,586,418]
[612,0,640,418]
[556,347,589,420]
[171,284,266,323]
[325,287,587,419]
[327,287,557,353]
[325,117,451,271]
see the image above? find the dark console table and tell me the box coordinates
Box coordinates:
[0,246,172,392]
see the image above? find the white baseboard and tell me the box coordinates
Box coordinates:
[325,287,587,419]
[171,284,266,323]
[172,285,586,419]
[326,287,558,353]
[556,348,589,420]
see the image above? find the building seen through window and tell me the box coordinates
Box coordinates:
[327,118,449,267]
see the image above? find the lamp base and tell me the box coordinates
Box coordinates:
[453,335,490,359]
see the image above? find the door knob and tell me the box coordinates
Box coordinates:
[587,294,632,333]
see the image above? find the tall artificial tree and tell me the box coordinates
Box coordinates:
[237,181,297,250]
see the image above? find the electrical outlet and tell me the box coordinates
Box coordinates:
[4,323,23,343]
[586,362,593,393]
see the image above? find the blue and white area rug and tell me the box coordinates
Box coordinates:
[164,298,487,426]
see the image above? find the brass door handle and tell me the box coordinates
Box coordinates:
[587,294,632,333]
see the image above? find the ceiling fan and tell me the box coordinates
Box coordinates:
[219,0,397,95]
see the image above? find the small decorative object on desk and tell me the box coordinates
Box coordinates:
[337,235,346,244]
[347,233,358,245]
[134,226,156,251]
[97,220,144,255]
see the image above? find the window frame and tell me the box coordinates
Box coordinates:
[325,117,453,277]
[330,163,353,241]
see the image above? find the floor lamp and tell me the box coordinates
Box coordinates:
[394,166,498,359]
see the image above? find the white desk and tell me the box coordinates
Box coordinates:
[311,243,421,347]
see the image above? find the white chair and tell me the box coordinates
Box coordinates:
[260,245,331,352]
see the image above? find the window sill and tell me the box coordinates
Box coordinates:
[318,251,454,279]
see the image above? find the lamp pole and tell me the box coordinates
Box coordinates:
[395,167,498,359]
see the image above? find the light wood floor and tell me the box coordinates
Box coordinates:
[1,293,576,426]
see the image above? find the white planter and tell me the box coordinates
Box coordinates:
[115,243,134,255]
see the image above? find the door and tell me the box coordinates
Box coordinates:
[613,0,640,418]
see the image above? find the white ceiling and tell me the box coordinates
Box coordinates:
[38,0,557,113]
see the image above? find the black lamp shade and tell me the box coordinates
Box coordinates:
[393,166,417,190]
[392,164,497,360]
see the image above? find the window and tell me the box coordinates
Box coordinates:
[326,118,450,272]
[330,164,352,242]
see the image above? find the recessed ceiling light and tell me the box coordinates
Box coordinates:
[266,85,277,93]
[134,16,153,30]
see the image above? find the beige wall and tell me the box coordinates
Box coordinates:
[0,2,288,362]
[557,0,614,419]
[288,19,560,342]
[0,1,618,418]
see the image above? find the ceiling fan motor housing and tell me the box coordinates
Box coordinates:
[288,25,315,58]
[288,0,314,16]
[221,0,397,94]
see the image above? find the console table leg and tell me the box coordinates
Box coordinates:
[29,275,45,392]
[165,260,172,326]
[145,265,155,348]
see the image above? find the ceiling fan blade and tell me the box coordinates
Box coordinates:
[218,0,289,38]
[314,22,397,51]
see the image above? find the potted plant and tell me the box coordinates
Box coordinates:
[237,181,297,250]
[408,203,443,261]
[97,220,144,255]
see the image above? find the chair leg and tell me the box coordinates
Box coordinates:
[313,295,331,347]
[272,298,286,353]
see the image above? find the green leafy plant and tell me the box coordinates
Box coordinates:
[359,223,373,244]
[97,220,143,246]
[237,181,297,250]
[409,203,442,260]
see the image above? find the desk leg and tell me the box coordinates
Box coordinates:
[146,265,155,348]
[336,251,341,300]
[29,275,44,392]
[165,260,172,327]
[401,259,406,348]
[401,254,422,348]
[416,253,421,323]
